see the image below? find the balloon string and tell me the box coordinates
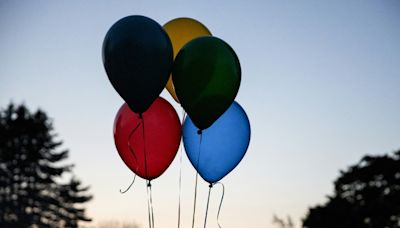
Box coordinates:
[128,121,142,164]
[191,131,203,228]
[203,184,213,228]
[119,174,136,194]
[178,110,186,228]
[215,182,225,228]
[191,172,199,228]
[141,114,149,181]
[120,120,141,194]
[149,181,155,228]
[146,180,153,228]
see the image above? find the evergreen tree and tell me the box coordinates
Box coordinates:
[303,150,400,228]
[0,103,92,227]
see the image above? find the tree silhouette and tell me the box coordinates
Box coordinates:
[303,150,400,228]
[0,103,92,227]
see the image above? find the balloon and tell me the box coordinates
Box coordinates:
[183,101,250,183]
[113,97,181,180]
[172,36,241,130]
[103,15,173,113]
[163,18,212,102]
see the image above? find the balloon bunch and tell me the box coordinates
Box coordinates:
[102,15,251,228]
[165,18,250,184]
[165,18,251,228]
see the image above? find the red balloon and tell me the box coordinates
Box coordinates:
[113,97,181,180]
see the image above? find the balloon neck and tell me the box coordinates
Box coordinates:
[138,113,143,119]
[209,183,213,188]
[197,129,202,135]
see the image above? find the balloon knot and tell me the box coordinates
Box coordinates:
[147,182,152,187]
[197,129,202,135]
[209,183,213,188]
[138,113,143,119]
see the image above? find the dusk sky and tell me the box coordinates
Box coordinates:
[1,1,400,227]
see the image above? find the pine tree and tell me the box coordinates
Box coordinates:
[0,103,92,227]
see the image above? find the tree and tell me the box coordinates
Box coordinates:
[0,103,92,227]
[303,150,400,228]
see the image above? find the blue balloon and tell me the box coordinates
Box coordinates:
[183,101,251,183]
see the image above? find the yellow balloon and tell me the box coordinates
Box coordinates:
[163,18,212,103]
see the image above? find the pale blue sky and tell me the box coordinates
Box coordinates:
[1,1,400,227]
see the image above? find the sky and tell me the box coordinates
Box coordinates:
[1,1,400,227]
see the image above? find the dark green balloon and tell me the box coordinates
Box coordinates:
[172,36,241,130]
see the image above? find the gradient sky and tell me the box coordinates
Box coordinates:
[1,1,400,227]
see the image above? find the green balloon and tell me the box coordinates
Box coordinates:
[172,36,241,130]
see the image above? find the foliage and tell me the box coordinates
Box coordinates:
[0,103,92,227]
[303,150,400,228]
